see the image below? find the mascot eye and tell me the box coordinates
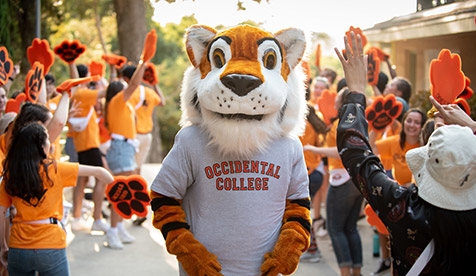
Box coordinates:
[212,49,226,68]
[263,49,277,70]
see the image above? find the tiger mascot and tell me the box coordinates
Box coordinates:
[150,24,311,276]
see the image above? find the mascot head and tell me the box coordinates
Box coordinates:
[180,24,308,158]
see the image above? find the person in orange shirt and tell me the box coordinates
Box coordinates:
[122,64,165,175]
[304,88,364,276]
[121,64,165,226]
[103,60,148,249]
[0,122,114,276]
[67,63,111,234]
[370,108,428,187]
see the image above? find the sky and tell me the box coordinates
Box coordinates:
[151,0,416,53]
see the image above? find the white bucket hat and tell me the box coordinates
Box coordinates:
[406,124,476,211]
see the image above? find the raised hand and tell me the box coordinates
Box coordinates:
[334,31,367,94]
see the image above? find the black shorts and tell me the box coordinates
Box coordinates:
[77,148,103,167]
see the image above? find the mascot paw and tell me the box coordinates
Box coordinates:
[260,251,299,276]
[167,230,223,276]
[365,94,403,132]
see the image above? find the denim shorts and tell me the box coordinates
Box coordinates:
[8,248,70,276]
[106,139,137,174]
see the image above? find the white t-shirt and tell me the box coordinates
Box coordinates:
[151,125,309,275]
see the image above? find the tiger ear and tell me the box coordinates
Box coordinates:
[274,28,306,70]
[185,25,217,68]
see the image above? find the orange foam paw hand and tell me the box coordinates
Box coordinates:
[27,38,55,75]
[0,46,14,86]
[106,175,150,219]
[53,39,86,64]
[366,94,403,132]
[429,49,465,105]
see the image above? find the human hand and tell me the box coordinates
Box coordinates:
[334,31,367,93]
[429,95,476,131]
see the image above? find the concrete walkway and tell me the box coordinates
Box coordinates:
[66,163,389,276]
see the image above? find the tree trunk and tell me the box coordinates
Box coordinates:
[148,109,164,163]
[18,0,37,74]
[112,0,147,63]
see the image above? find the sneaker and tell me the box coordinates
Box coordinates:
[71,217,90,232]
[105,228,124,249]
[117,224,135,243]
[312,217,325,236]
[316,227,328,237]
[91,219,110,232]
[370,259,391,275]
[300,250,321,263]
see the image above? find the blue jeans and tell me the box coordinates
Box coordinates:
[308,170,323,199]
[326,179,364,268]
[8,248,70,276]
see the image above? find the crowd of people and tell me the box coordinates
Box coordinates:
[0,24,474,276]
[301,30,475,276]
[0,30,165,275]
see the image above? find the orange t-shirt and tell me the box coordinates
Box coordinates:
[70,88,100,152]
[374,122,402,171]
[325,120,344,171]
[375,135,419,185]
[107,91,136,139]
[0,161,79,249]
[128,85,161,134]
[300,122,324,175]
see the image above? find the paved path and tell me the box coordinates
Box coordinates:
[66,163,390,276]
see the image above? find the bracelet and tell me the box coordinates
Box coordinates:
[8,77,14,81]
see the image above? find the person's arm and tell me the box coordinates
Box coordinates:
[303,145,340,159]
[334,32,407,218]
[368,129,380,155]
[429,96,476,132]
[122,61,146,102]
[46,91,69,143]
[152,84,166,106]
[78,164,114,185]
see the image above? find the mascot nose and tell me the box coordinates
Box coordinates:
[221,74,262,97]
